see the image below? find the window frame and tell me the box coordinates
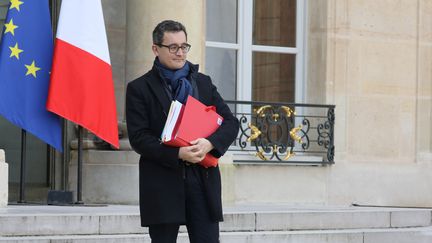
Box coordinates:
[205,0,307,103]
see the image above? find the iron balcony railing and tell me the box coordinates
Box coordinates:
[225,100,335,165]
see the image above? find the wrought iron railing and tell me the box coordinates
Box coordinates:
[225,100,335,165]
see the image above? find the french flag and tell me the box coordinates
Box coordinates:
[47,0,119,148]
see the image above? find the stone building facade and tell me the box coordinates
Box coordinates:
[0,0,431,207]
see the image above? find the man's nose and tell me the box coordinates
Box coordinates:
[175,47,183,55]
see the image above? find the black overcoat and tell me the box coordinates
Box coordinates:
[126,63,239,226]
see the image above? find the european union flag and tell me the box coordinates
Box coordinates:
[0,0,62,151]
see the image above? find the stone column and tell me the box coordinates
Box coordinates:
[416,0,432,161]
[103,0,127,122]
[0,149,8,207]
[126,0,205,83]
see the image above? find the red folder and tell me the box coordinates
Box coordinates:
[162,96,223,168]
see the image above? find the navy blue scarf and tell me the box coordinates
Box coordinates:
[155,58,193,104]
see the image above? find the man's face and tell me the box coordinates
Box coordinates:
[152,31,188,70]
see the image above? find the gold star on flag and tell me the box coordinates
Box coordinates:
[9,43,23,59]
[25,60,41,78]
[4,19,18,35]
[9,0,24,11]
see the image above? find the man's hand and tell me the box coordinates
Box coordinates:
[178,138,214,163]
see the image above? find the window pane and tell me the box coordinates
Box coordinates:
[253,52,295,102]
[205,47,237,101]
[253,0,296,47]
[206,0,237,43]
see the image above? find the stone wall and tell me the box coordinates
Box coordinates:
[302,0,432,207]
[0,149,8,207]
[308,0,432,163]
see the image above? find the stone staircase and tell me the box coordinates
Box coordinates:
[1,204,432,242]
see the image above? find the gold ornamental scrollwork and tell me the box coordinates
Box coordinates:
[255,105,271,118]
[236,101,333,164]
[281,106,295,117]
[250,105,304,162]
[256,149,268,161]
[247,123,261,142]
[283,151,295,160]
[289,125,303,144]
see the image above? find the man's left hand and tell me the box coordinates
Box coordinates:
[190,138,214,156]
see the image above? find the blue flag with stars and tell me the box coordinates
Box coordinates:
[0,0,62,151]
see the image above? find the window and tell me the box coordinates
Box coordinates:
[205,0,306,103]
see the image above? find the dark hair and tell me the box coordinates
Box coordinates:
[152,20,187,44]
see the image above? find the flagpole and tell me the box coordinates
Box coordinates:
[62,119,68,191]
[50,0,63,192]
[18,129,27,203]
[51,0,69,192]
[76,125,84,204]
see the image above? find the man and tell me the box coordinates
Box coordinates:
[126,20,239,243]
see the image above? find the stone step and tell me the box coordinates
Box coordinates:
[0,205,431,237]
[1,227,432,243]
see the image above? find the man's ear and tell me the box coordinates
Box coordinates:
[152,45,159,56]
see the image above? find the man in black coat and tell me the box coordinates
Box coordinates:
[126,20,239,243]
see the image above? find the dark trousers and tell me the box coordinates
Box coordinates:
[148,166,219,243]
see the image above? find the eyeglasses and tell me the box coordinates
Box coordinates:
[157,43,191,53]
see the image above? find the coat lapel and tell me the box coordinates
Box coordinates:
[147,72,171,116]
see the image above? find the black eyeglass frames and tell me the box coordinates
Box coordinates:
[156,43,191,53]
